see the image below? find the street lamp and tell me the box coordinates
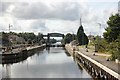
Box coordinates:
[94,23,102,52]
[97,23,102,38]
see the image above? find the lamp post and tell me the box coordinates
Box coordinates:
[95,23,102,52]
[97,23,102,38]
[98,23,102,48]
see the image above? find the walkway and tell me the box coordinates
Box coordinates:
[78,47,120,75]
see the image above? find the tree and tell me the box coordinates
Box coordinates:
[77,25,89,45]
[38,33,43,40]
[63,33,73,44]
[103,14,120,60]
[17,32,37,43]
[50,38,57,44]
[2,32,11,46]
[109,36,120,60]
[103,14,120,43]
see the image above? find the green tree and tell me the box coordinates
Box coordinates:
[17,32,37,43]
[77,25,89,45]
[2,32,11,46]
[109,35,120,60]
[37,33,43,41]
[103,14,120,43]
[50,38,57,44]
[63,33,73,44]
[103,14,120,60]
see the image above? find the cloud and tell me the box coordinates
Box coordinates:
[8,2,80,21]
[0,2,10,15]
[0,1,118,36]
[30,20,49,32]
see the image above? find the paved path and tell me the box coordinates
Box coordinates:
[78,47,120,75]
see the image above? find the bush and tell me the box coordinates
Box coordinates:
[98,39,109,52]
[110,36,120,60]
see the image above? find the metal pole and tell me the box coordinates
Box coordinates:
[9,24,13,32]
[98,23,101,38]
[8,24,12,53]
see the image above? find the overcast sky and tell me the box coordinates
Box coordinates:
[0,0,119,36]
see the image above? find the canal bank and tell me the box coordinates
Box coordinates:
[65,44,120,80]
[1,44,46,64]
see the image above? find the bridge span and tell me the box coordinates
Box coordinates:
[43,33,64,45]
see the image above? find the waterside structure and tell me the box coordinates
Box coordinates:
[65,44,120,80]
[0,44,46,64]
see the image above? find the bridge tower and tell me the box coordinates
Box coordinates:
[47,33,50,45]
[62,34,64,39]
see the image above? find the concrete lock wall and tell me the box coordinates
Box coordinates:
[65,44,120,80]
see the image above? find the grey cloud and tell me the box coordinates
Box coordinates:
[30,20,48,32]
[0,2,10,15]
[0,2,28,15]
[11,2,80,21]
[1,2,100,23]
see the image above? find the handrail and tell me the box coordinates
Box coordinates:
[75,51,120,79]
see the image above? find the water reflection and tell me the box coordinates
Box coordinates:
[1,64,11,79]
[0,65,2,79]
[1,47,92,78]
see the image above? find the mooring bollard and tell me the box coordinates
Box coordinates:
[73,46,75,60]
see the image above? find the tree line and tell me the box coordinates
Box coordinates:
[1,32,45,46]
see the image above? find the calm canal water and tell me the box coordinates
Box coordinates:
[0,46,92,79]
